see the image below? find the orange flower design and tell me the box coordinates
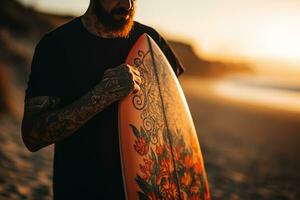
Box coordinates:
[173,146,183,161]
[129,125,210,199]
[181,172,192,187]
[155,145,163,156]
[161,181,178,200]
[194,159,203,175]
[167,158,174,174]
[157,159,169,184]
[144,157,153,171]
[190,185,200,195]
[184,155,194,169]
[134,136,149,156]
[139,163,150,180]
[139,157,153,180]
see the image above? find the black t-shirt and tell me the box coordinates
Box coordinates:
[25,17,184,200]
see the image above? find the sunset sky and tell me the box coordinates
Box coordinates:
[19,0,300,68]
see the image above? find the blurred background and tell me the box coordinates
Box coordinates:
[0,0,300,199]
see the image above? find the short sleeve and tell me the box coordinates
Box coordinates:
[25,35,66,101]
[155,33,185,77]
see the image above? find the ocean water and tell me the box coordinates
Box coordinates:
[212,74,300,114]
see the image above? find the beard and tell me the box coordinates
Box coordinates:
[92,0,135,38]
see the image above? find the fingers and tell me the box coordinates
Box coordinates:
[104,64,140,78]
[123,63,140,76]
[131,68,142,94]
[132,81,141,94]
[133,75,142,85]
[102,64,142,96]
[130,67,140,77]
[124,64,142,94]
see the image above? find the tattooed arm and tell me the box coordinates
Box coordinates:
[22,64,141,152]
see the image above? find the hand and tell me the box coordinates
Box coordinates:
[100,64,142,100]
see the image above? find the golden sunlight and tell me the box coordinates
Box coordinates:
[245,13,300,63]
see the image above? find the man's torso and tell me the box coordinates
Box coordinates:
[26,17,183,199]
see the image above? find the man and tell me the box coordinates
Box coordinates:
[22,0,184,199]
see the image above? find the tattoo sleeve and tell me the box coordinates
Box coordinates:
[22,67,137,152]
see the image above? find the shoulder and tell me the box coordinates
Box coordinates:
[132,21,162,42]
[132,21,158,34]
[132,21,173,53]
[132,22,185,77]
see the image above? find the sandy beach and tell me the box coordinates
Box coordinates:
[182,76,300,200]
[1,1,299,199]
[0,75,299,199]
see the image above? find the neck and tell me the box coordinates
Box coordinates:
[81,3,115,38]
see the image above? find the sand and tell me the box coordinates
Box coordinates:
[0,76,299,199]
[182,77,300,200]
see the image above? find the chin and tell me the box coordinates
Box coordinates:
[107,17,135,38]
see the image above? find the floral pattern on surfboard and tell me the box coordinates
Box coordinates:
[130,124,209,200]
[127,42,210,200]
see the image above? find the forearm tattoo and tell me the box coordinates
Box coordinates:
[22,67,137,151]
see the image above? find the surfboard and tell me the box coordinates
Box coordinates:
[119,34,210,200]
